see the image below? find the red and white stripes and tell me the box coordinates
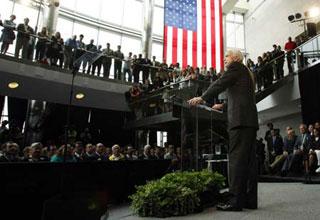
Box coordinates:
[163,0,224,72]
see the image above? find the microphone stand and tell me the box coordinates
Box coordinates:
[60,50,85,198]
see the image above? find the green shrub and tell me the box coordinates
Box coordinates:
[129,170,225,217]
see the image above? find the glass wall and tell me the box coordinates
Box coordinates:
[226,12,245,50]
[1,0,245,64]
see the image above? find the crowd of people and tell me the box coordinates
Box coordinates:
[0,137,184,165]
[2,14,314,103]
[245,36,309,92]
[0,14,220,86]
[257,122,320,178]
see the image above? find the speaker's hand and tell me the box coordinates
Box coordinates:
[212,103,224,111]
[187,97,204,106]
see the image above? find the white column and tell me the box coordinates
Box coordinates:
[141,0,155,59]
[44,0,60,36]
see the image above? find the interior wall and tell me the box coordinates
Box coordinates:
[244,0,320,60]
[257,112,302,139]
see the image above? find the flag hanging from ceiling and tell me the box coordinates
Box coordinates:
[163,0,224,72]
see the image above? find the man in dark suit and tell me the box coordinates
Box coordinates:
[188,49,258,211]
[267,129,285,172]
[15,17,34,59]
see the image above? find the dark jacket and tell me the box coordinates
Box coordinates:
[267,136,284,156]
[294,133,312,151]
[201,61,258,130]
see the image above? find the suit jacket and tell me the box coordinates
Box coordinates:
[201,62,258,130]
[267,136,284,156]
[17,23,33,40]
[294,133,312,151]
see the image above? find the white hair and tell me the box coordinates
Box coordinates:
[227,49,244,63]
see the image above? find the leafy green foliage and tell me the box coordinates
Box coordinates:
[129,170,225,217]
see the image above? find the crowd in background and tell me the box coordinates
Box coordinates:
[2,14,314,100]
[0,14,220,87]
[256,122,320,177]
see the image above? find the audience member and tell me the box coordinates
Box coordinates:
[123,52,133,82]
[164,145,177,160]
[35,27,49,62]
[95,143,109,161]
[109,144,125,161]
[50,145,76,162]
[0,14,16,54]
[284,37,297,73]
[113,45,124,80]
[0,142,20,162]
[15,17,33,59]
[125,145,138,160]
[83,143,97,161]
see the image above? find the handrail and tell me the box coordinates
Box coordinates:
[0,23,175,72]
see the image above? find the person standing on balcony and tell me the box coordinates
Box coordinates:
[15,17,33,59]
[0,15,16,55]
[284,37,297,73]
[102,43,113,78]
[123,52,133,82]
[113,45,124,80]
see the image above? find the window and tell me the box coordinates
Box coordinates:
[122,0,143,30]
[56,17,74,39]
[100,0,125,25]
[73,22,99,44]
[0,0,14,21]
[75,0,102,19]
[157,131,167,147]
[97,30,121,50]
[60,0,77,10]
[121,36,141,56]
[153,6,164,36]
[0,96,8,124]
[226,12,245,50]
[152,42,163,61]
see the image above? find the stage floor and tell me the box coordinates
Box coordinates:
[106,183,320,220]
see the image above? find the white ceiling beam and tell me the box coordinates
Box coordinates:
[222,0,239,14]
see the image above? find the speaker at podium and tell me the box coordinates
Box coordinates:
[306,22,317,37]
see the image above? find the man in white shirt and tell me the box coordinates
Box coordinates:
[123,52,133,82]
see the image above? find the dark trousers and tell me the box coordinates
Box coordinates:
[15,37,29,59]
[286,52,294,73]
[228,127,257,208]
[35,42,46,61]
[102,59,111,78]
[142,69,150,82]
[114,62,122,80]
[92,62,102,76]
[276,61,284,79]
[133,69,140,83]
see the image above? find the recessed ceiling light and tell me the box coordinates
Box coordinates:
[75,93,85,100]
[8,82,19,89]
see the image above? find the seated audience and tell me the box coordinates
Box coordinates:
[50,145,76,162]
[0,142,20,162]
[109,144,125,161]
[309,128,320,173]
[73,141,84,161]
[154,146,164,160]
[26,142,48,162]
[267,129,284,173]
[281,128,297,176]
[140,144,156,160]
[95,143,109,161]
[125,145,138,160]
[164,145,177,160]
[83,143,97,161]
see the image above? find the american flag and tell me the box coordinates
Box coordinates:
[163,0,224,72]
